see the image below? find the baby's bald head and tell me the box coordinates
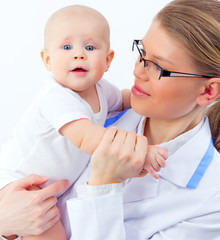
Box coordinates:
[44,5,110,50]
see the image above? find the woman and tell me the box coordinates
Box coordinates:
[1,0,220,239]
[67,0,220,239]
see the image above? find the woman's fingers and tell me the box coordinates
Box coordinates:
[12,174,48,191]
[0,175,69,237]
[40,205,60,231]
[135,135,148,154]
[111,128,127,148]
[124,131,136,150]
[89,128,148,185]
[10,174,69,202]
[39,179,69,202]
[41,196,58,216]
[98,126,118,147]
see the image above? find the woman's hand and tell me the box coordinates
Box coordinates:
[0,174,69,237]
[89,127,148,185]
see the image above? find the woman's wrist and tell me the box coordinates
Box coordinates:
[77,182,123,198]
[88,175,122,186]
[89,167,123,186]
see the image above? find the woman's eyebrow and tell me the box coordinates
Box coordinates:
[141,41,175,65]
[152,54,175,65]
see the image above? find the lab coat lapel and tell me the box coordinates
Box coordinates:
[124,181,218,239]
[123,174,158,202]
[106,108,142,132]
[159,117,213,189]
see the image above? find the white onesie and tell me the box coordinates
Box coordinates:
[0,76,122,194]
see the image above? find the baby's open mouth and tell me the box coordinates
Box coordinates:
[72,67,87,72]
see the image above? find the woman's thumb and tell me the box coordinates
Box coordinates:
[16,174,48,190]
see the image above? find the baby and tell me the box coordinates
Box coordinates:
[0,5,168,240]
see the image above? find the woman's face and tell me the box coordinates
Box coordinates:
[131,20,206,120]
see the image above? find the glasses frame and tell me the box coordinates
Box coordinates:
[132,40,215,80]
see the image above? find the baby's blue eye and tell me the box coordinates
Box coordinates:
[63,45,72,50]
[85,45,95,51]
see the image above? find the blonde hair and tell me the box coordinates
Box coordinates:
[206,99,220,151]
[155,0,220,151]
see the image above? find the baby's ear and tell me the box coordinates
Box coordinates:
[40,49,52,71]
[105,50,114,72]
[196,78,220,105]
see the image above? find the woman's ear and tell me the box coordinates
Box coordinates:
[105,50,114,72]
[196,78,220,105]
[40,49,52,71]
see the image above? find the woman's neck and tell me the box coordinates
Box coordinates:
[144,108,205,145]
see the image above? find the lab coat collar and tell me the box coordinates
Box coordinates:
[106,108,142,132]
[107,111,214,190]
[158,116,214,189]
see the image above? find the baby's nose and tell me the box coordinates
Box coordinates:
[73,49,86,60]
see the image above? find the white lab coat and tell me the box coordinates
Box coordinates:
[67,109,220,240]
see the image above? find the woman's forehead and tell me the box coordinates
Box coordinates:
[142,20,194,69]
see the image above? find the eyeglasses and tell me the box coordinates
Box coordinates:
[132,39,215,80]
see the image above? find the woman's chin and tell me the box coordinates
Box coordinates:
[131,99,147,117]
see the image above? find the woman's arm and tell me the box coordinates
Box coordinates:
[67,127,148,240]
[22,221,66,240]
[68,190,220,240]
[67,185,126,240]
[67,127,220,240]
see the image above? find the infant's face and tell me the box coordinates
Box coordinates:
[43,8,112,95]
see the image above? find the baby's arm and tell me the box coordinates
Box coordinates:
[60,119,106,155]
[118,89,131,111]
[144,146,168,179]
[60,118,169,173]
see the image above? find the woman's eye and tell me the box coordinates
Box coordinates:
[153,63,162,72]
[85,45,95,51]
[63,45,72,50]
[140,48,146,57]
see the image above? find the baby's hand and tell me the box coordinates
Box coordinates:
[143,146,168,179]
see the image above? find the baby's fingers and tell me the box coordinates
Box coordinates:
[156,152,167,168]
[158,148,168,160]
[148,167,159,180]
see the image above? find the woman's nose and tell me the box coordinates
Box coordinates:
[133,62,150,81]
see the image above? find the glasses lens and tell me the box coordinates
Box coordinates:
[132,40,162,80]
[147,61,162,80]
[132,41,142,64]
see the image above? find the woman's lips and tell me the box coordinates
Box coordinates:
[131,84,150,97]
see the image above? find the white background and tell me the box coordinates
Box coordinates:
[0,0,171,146]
